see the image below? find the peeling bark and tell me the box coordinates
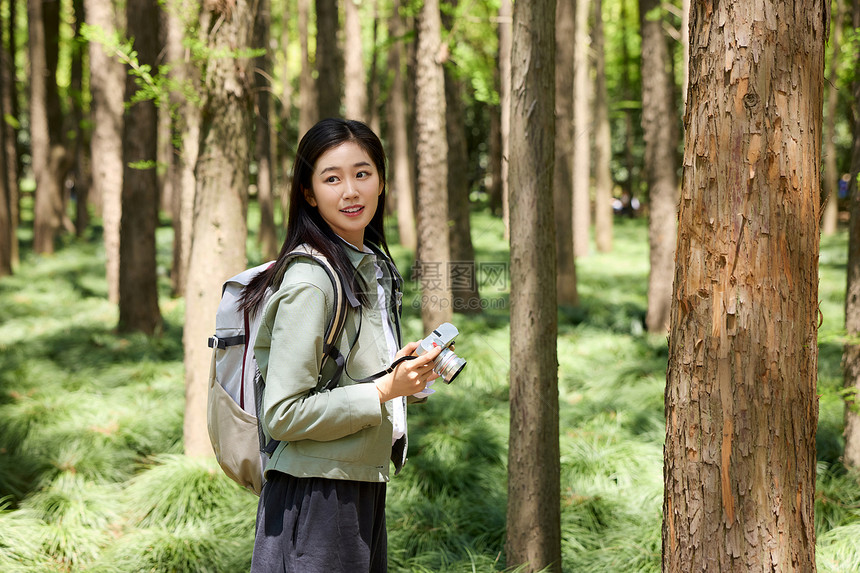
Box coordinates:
[663,1,826,570]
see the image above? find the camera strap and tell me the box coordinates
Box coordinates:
[342,309,418,384]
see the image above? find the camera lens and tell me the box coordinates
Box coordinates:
[434,347,466,384]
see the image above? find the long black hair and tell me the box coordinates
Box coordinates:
[241,118,392,316]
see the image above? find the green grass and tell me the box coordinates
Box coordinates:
[0,213,858,572]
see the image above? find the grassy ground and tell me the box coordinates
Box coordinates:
[1,212,859,572]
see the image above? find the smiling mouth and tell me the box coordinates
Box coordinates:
[340,206,364,215]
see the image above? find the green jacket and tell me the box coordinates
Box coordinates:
[253,241,408,482]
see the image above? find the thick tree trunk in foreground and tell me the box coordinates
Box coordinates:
[505,0,560,570]
[414,0,452,331]
[663,1,826,570]
[843,0,860,470]
[184,0,256,457]
[118,0,162,335]
[554,0,578,306]
[639,0,678,334]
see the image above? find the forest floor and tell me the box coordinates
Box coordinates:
[1,210,859,572]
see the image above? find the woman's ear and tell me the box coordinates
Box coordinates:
[303,187,317,207]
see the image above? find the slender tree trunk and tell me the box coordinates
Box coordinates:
[499,0,512,240]
[488,102,503,216]
[441,0,479,314]
[184,0,256,457]
[572,0,591,258]
[555,0,578,306]
[164,0,199,297]
[506,0,560,571]
[414,0,452,332]
[620,0,637,206]
[298,0,316,136]
[158,10,174,218]
[663,1,826,569]
[118,0,162,335]
[366,0,380,134]
[822,0,843,237]
[843,0,860,470]
[315,0,340,119]
[681,0,690,110]
[343,0,366,122]
[29,0,67,254]
[387,0,416,250]
[1,12,18,270]
[255,0,278,260]
[0,43,10,277]
[71,0,90,237]
[639,0,678,334]
[85,0,125,302]
[444,67,481,314]
[592,0,612,253]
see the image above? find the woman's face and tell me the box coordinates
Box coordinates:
[305,141,383,248]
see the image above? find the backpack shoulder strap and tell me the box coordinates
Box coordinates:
[282,246,352,390]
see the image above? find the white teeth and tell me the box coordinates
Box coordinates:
[341,206,362,213]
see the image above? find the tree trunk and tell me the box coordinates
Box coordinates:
[118,0,162,335]
[592,0,612,253]
[554,0,578,306]
[254,0,278,260]
[343,0,367,122]
[821,0,843,237]
[315,0,340,119]
[165,0,200,297]
[71,0,90,237]
[366,0,381,134]
[444,66,481,314]
[29,0,68,255]
[0,45,10,277]
[387,0,416,250]
[506,0,560,570]
[639,0,678,334]
[572,0,591,258]
[620,0,638,205]
[498,0,512,240]
[663,1,826,569]
[843,0,860,470]
[85,0,125,302]
[487,102,503,216]
[0,13,18,270]
[183,0,256,457]
[414,0,452,332]
[681,0,690,110]
[298,0,316,137]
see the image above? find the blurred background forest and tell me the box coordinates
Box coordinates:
[0,0,859,571]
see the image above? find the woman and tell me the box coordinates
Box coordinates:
[244,118,441,572]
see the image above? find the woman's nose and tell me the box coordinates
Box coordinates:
[343,180,360,198]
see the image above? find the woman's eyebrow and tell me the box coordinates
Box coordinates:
[319,161,372,175]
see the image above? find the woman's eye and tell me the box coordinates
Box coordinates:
[356,171,371,179]
[326,176,339,183]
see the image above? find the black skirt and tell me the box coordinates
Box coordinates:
[251,471,388,573]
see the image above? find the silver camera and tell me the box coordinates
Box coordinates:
[417,323,466,384]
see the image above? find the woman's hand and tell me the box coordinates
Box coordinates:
[374,341,442,403]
